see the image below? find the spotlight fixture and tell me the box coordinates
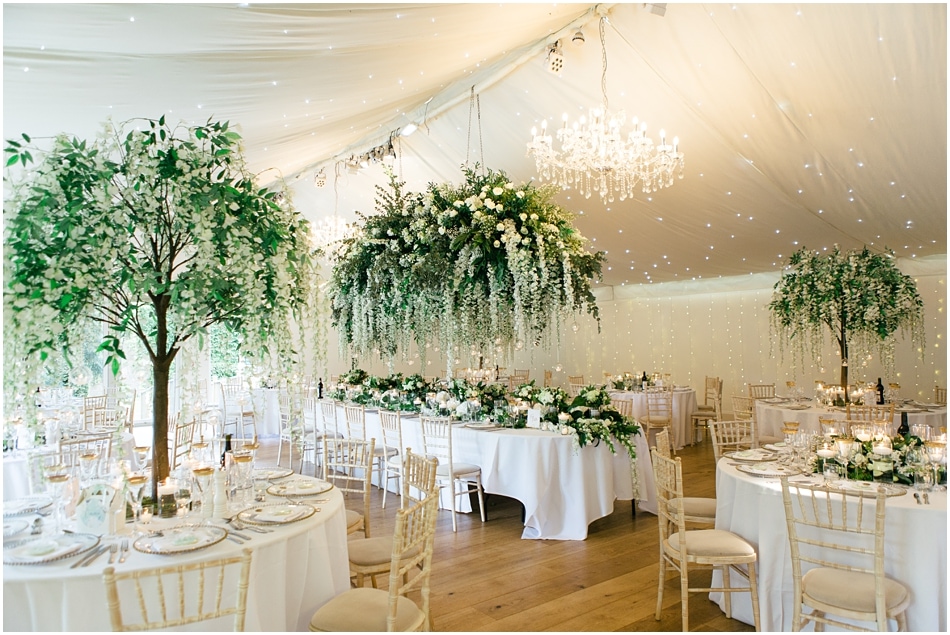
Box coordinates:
[400,123,418,137]
[313,168,327,188]
[545,41,564,75]
[571,29,585,46]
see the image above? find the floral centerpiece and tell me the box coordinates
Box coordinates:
[812,433,946,485]
[328,167,604,369]
[769,246,924,389]
[339,368,369,386]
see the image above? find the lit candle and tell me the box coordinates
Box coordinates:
[158,478,176,498]
[817,443,836,459]
[872,443,893,456]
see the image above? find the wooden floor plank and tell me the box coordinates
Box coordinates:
[255,436,755,632]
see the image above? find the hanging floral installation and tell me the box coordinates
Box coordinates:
[769,246,924,388]
[328,166,604,366]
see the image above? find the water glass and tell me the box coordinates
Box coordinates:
[125,473,148,534]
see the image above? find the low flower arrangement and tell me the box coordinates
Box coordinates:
[564,385,639,459]
[813,433,946,485]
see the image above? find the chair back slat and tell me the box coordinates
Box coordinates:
[748,383,776,399]
[845,403,895,422]
[343,404,366,441]
[104,549,252,631]
[708,420,752,462]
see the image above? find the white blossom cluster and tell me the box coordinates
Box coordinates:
[328,167,603,365]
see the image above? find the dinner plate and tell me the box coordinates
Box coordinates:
[3,496,53,517]
[3,519,31,539]
[761,397,788,404]
[831,481,907,497]
[465,422,501,430]
[781,404,811,411]
[3,532,99,565]
[726,449,774,462]
[252,466,294,481]
[236,502,316,525]
[895,407,926,413]
[735,463,800,478]
[266,479,333,497]
[763,442,787,451]
[133,524,227,555]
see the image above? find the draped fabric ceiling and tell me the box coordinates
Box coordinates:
[3,2,946,288]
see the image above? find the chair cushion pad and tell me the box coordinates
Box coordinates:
[667,529,756,558]
[802,567,909,614]
[309,587,423,632]
[345,509,363,530]
[347,536,392,566]
[437,463,480,478]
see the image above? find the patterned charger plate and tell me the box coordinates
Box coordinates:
[726,449,775,463]
[831,481,907,497]
[236,502,316,526]
[3,496,52,518]
[133,524,227,555]
[3,532,99,565]
[3,519,30,538]
[266,479,333,497]
[736,463,801,478]
[252,466,294,481]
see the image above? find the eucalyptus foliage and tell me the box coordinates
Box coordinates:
[328,166,604,366]
[4,116,318,484]
[769,246,924,387]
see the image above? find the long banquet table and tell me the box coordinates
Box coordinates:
[608,388,698,450]
[755,399,948,440]
[352,406,656,540]
[712,460,947,632]
[3,475,351,631]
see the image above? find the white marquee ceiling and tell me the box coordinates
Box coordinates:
[4,3,946,287]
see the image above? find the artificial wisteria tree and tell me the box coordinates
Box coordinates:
[4,117,317,491]
[769,246,924,389]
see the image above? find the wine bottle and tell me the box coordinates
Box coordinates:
[876,378,885,405]
[221,433,232,468]
[317,378,324,399]
[898,412,909,437]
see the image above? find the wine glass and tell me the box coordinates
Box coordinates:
[192,466,215,517]
[125,473,148,534]
[835,436,855,481]
[133,446,151,474]
[173,468,193,518]
[45,462,71,534]
[78,450,100,486]
[925,440,946,490]
[231,453,254,508]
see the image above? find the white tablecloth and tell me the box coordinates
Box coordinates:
[3,432,138,501]
[353,406,655,540]
[713,460,947,631]
[3,476,351,631]
[756,400,947,440]
[249,388,282,438]
[608,388,698,450]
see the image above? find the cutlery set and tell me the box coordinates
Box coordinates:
[913,492,931,505]
[70,538,129,568]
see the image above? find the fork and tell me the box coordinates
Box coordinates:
[107,543,119,564]
[922,492,930,505]
[118,538,129,563]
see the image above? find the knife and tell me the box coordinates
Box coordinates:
[72,544,107,569]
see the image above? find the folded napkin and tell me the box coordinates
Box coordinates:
[10,538,82,562]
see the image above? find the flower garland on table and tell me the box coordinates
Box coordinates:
[812,433,946,485]
[328,166,604,365]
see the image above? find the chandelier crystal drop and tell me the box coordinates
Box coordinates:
[527,14,685,203]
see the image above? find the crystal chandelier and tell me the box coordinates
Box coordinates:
[527,14,685,203]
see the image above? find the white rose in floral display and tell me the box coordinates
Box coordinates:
[438,227,445,235]
[446,398,461,411]
[496,204,503,211]
[530,213,539,220]
[485,199,496,210]
[505,182,514,189]
[493,187,504,195]
[516,191,524,198]
[454,200,463,207]
[496,223,505,231]
[519,213,527,221]
[493,240,500,247]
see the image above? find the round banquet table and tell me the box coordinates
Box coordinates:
[351,405,656,540]
[755,399,947,441]
[712,460,947,632]
[3,475,350,631]
[608,388,698,450]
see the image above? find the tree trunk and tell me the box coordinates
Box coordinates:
[151,359,172,502]
[839,332,849,395]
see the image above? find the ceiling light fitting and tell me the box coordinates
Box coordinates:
[313,168,327,188]
[527,14,685,202]
[545,41,564,75]
[571,29,585,46]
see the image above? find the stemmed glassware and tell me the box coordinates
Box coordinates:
[835,436,856,481]
[45,462,71,534]
[192,466,215,517]
[133,446,151,474]
[173,467,193,518]
[78,450,100,486]
[125,473,148,534]
[231,452,254,508]
[925,440,946,490]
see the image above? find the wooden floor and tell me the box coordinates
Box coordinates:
[256,435,756,632]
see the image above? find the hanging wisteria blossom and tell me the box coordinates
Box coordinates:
[328,166,603,364]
